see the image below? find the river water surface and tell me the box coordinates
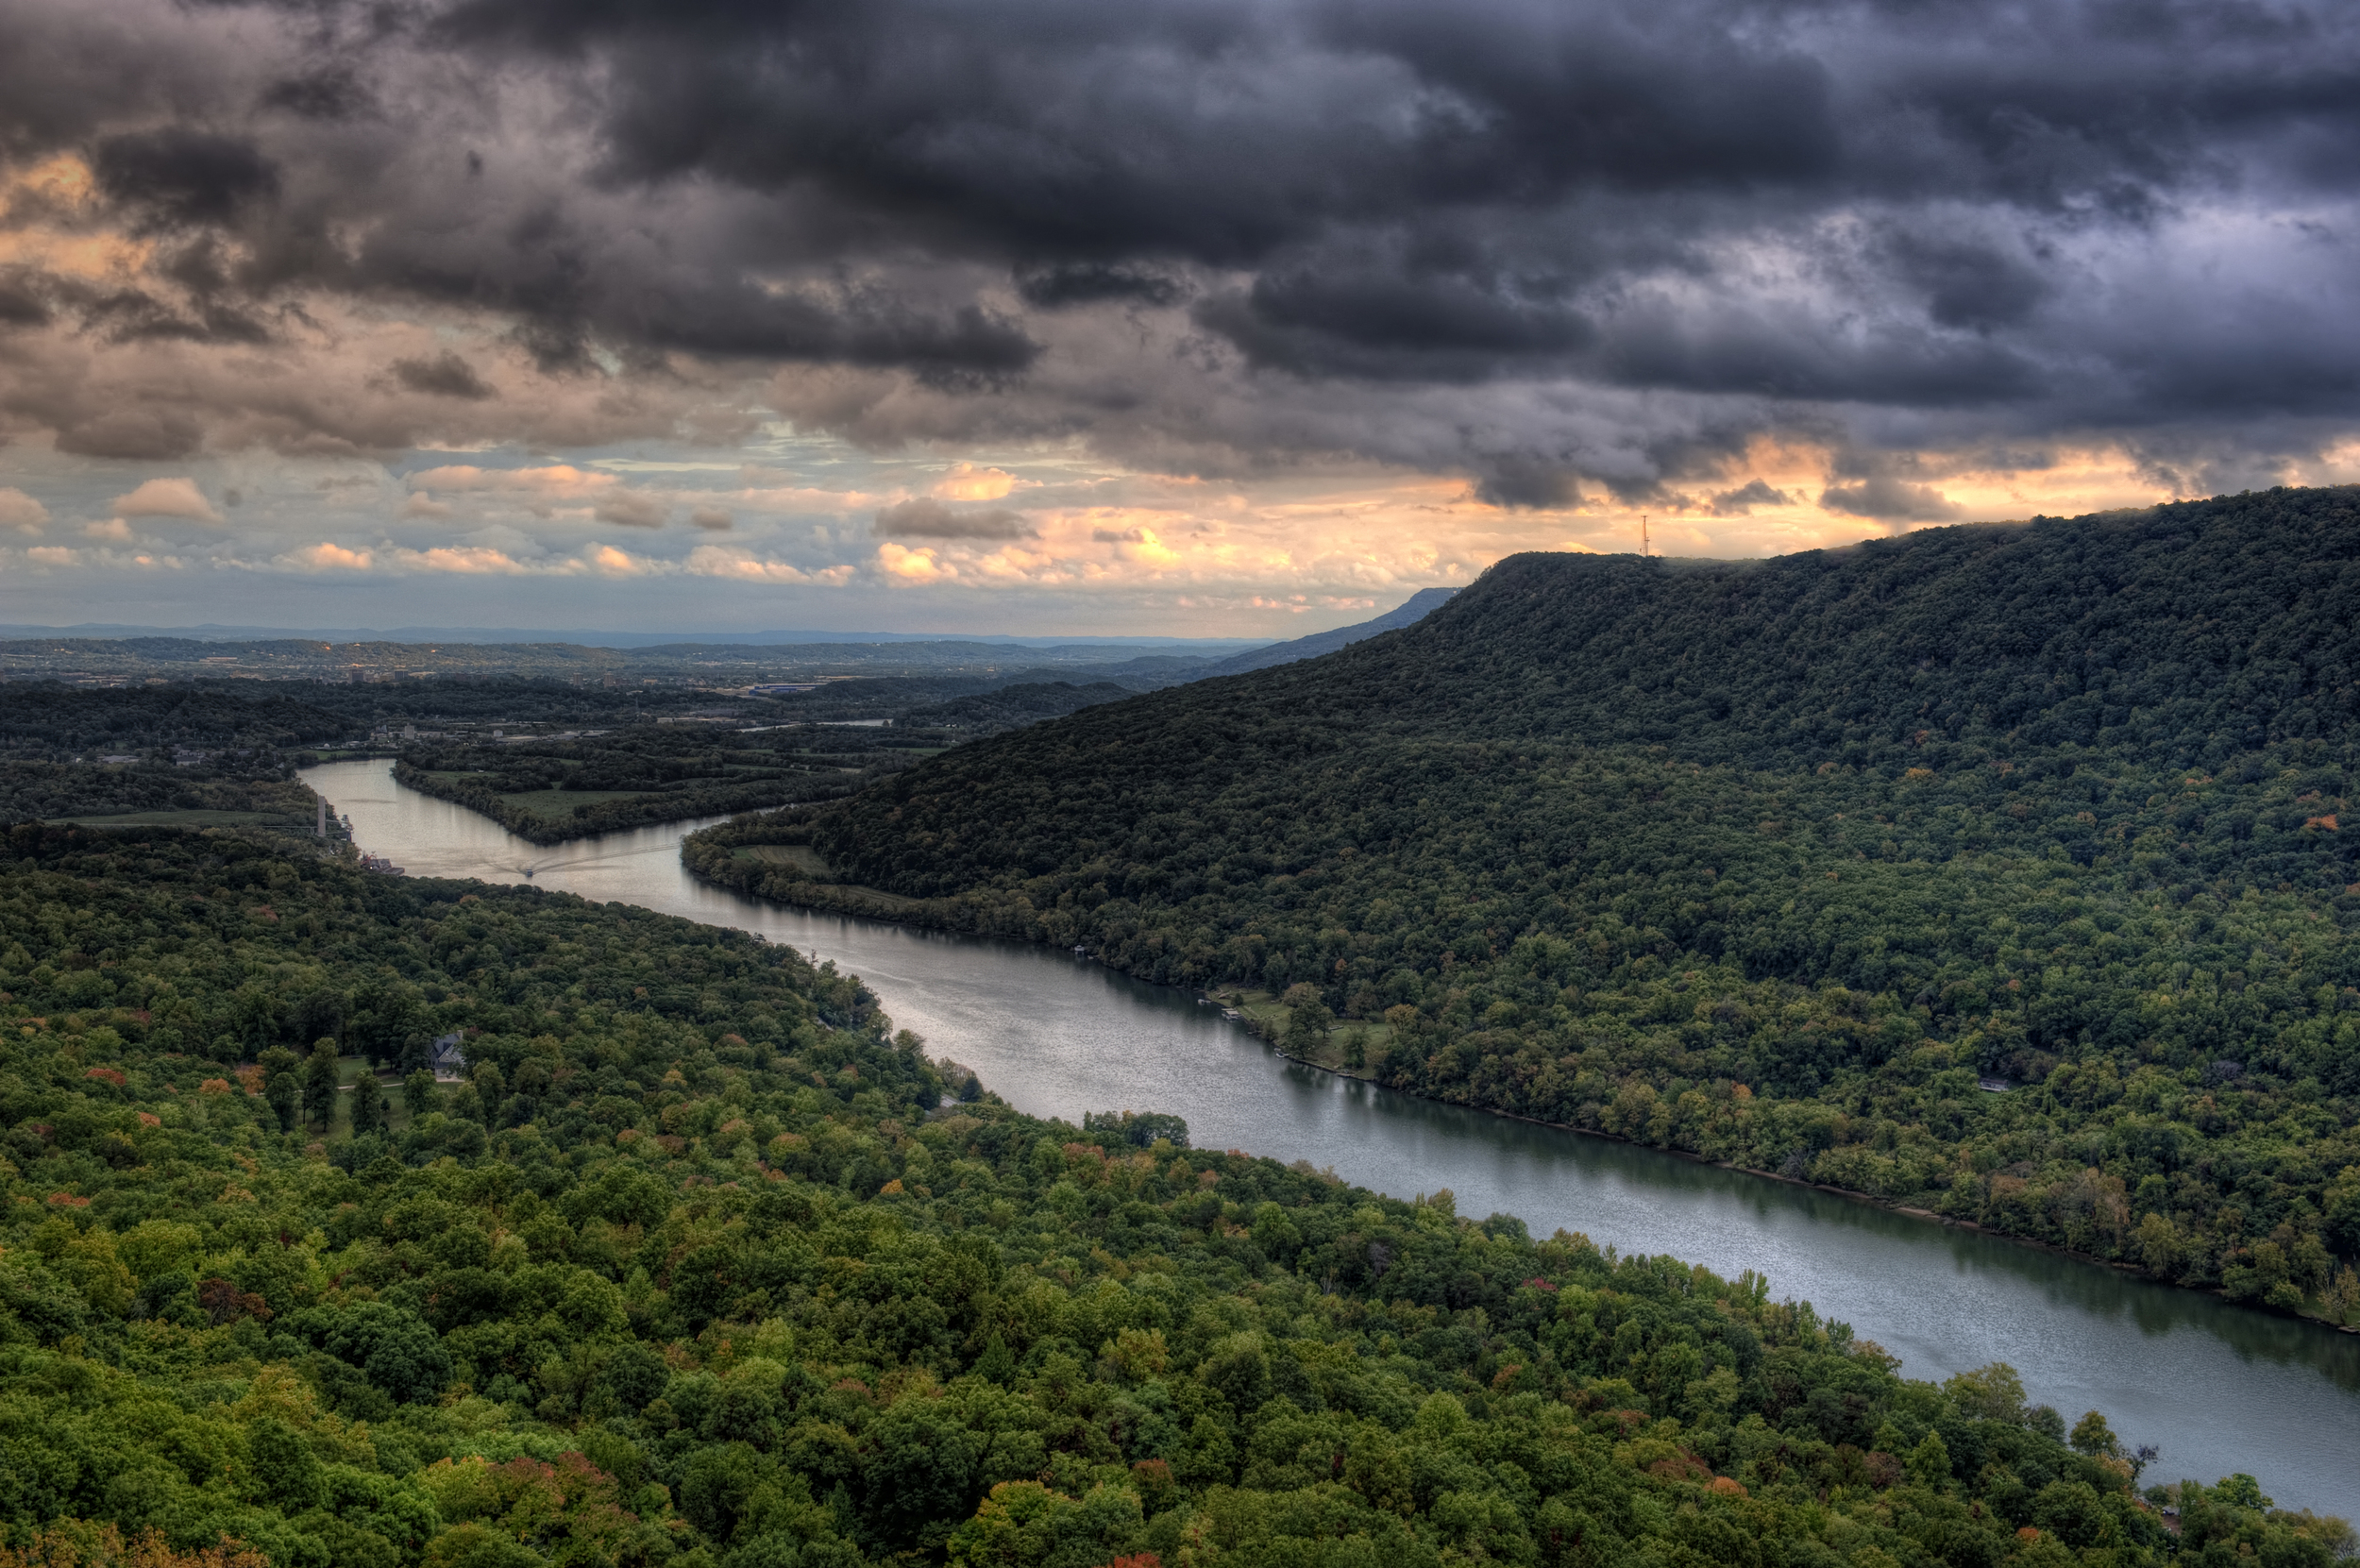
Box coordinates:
[305,758,2360,1511]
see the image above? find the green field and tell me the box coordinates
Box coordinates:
[488,786,666,814]
[414,772,658,814]
[1209,986,1393,1073]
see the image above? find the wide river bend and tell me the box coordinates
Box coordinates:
[305,759,2360,1512]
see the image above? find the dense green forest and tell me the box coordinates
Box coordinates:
[0,689,336,831]
[697,488,2360,1321]
[900,683,1132,735]
[0,688,351,762]
[0,765,319,833]
[0,823,2332,1565]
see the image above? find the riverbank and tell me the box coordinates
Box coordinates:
[299,755,2360,1514]
[391,757,870,844]
[1176,977,2360,1338]
[1254,1015,2360,1338]
[680,842,2360,1338]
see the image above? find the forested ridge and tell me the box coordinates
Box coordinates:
[0,688,349,762]
[0,825,2317,1565]
[700,488,2360,1319]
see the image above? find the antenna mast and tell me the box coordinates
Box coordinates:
[1641,515,1650,557]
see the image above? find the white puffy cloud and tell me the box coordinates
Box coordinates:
[0,489,49,534]
[282,542,374,570]
[684,546,852,584]
[110,478,221,522]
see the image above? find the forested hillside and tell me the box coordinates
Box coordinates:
[0,687,349,761]
[0,687,339,832]
[713,487,2360,1316]
[0,823,2306,1565]
[901,683,1132,735]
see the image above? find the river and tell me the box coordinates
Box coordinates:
[304,758,2360,1511]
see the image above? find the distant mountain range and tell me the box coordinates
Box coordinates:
[0,591,1463,697]
[0,622,1273,651]
[1195,587,1459,678]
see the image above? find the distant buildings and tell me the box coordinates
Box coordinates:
[430,1033,467,1082]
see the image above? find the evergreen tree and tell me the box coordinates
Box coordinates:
[348,1071,387,1137]
[258,1047,299,1133]
[301,1041,340,1130]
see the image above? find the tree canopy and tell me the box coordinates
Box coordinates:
[0,822,2330,1564]
[698,489,2360,1322]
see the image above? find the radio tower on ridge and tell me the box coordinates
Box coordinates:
[1641,514,1650,557]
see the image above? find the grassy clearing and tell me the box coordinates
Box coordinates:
[492,786,663,813]
[1205,986,1392,1074]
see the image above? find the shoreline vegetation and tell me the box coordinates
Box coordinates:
[687,492,2360,1339]
[677,827,2360,1334]
[392,757,868,846]
[0,819,2341,1564]
[388,726,941,846]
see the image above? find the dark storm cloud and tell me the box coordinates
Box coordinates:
[1475,456,1583,512]
[93,129,279,229]
[1016,263,1186,311]
[258,66,375,123]
[390,352,496,399]
[0,270,51,327]
[6,0,2360,491]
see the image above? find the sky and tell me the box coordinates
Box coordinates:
[2,0,2358,636]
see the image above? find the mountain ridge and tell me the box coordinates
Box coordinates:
[694,485,2360,1314]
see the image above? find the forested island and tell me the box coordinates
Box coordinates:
[688,488,2360,1324]
[391,731,925,846]
[0,821,2333,1564]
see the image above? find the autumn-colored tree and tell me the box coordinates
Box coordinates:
[0,1521,268,1568]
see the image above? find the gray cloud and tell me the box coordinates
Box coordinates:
[53,408,207,461]
[1818,475,1965,523]
[1017,263,1187,310]
[1709,479,1790,516]
[594,490,669,528]
[1,0,2358,497]
[390,352,496,399]
[874,497,1035,539]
